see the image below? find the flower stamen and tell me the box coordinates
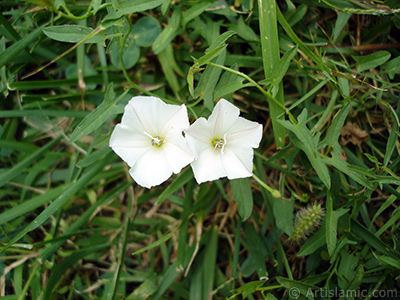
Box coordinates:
[212,134,227,154]
[144,131,164,148]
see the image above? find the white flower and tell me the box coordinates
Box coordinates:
[109,96,195,189]
[185,99,263,184]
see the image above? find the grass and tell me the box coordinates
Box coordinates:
[1,0,400,299]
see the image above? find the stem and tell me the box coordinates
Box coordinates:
[253,173,281,198]
[119,16,165,98]
[22,25,106,79]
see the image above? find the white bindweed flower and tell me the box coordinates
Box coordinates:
[109,96,195,189]
[185,99,263,184]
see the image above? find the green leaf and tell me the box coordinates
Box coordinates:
[297,225,326,256]
[351,219,400,260]
[182,3,210,28]
[91,0,102,15]
[156,167,194,204]
[338,77,350,97]
[386,56,400,80]
[266,46,298,90]
[322,156,375,189]
[206,30,236,53]
[347,265,364,290]
[353,51,391,72]
[43,25,106,44]
[69,84,127,143]
[332,12,351,43]
[383,102,399,167]
[196,44,227,67]
[326,193,349,256]
[110,40,140,69]
[272,197,294,235]
[321,102,351,153]
[231,281,265,299]
[194,49,226,109]
[152,6,181,55]
[337,250,359,287]
[107,0,167,18]
[229,16,258,41]
[288,77,331,111]
[231,178,253,221]
[158,44,183,94]
[376,255,400,270]
[276,277,316,300]
[132,17,161,47]
[277,109,331,189]
[214,65,255,99]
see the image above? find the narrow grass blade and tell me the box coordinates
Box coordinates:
[202,225,218,299]
[40,181,132,261]
[351,219,400,260]
[151,261,181,300]
[0,136,62,188]
[0,160,107,254]
[0,110,88,118]
[276,7,328,73]
[258,0,285,148]
[156,167,193,204]
[43,245,109,300]
[243,222,268,279]
[0,25,45,68]
[0,185,67,226]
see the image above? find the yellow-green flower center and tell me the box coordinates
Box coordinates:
[211,134,226,153]
[151,136,164,147]
[144,132,164,148]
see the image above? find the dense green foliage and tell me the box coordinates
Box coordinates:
[1,0,400,299]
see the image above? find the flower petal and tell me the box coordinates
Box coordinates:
[226,117,263,148]
[221,146,254,179]
[162,104,190,137]
[129,148,173,189]
[190,147,226,184]
[127,96,188,135]
[185,117,213,156]
[162,137,195,173]
[109,124,150,167]
[207,99,240,136]
[120,99,147,132]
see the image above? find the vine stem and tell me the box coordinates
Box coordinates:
[252,173,281,198]
[119,16,170,98]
